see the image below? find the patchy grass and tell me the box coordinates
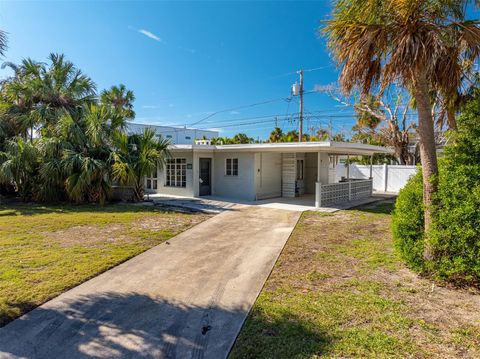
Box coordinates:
[230,200,480,358]
[0,203,211,327]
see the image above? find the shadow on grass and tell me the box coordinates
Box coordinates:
[349,200,396,215]
[229,307,332,359]
[0,202,192,217]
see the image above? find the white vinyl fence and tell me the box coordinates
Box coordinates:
[335,164,417,193]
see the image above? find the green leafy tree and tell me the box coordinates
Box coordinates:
[324,0,480,259]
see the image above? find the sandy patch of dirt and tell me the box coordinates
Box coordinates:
[268,207,480,357]
[46,212,212,247]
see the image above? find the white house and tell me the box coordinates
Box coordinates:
[127,123,219,145]
[145,140,392,208]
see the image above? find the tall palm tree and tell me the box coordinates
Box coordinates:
[324,0,480,259]
[101,84,135,127]
[1,54,96,137]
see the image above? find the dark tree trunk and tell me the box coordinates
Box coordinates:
[413,72,439,261]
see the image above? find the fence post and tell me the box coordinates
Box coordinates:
[348,181,352,201]
[383,164,388,192]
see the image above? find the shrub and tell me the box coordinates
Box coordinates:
[392,95,480,286]
[427,99,480,285]
[392,171,425,271]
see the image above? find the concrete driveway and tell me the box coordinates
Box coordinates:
[0,205,300,359]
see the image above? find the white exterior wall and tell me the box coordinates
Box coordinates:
[152,151,195,197]
[336,164,417,193]
[255,153,282,200]
[212,152,256,201]
[304,153,317,194]
[318,153,330,184]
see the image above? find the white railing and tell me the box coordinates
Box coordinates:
[315,179,373,207]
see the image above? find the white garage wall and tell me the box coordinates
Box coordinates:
[255,153,282,200]
[212,152,256,201]
[336,164,417,193]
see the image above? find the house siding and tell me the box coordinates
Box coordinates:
[212,152,256,201]
[255,152,282,200]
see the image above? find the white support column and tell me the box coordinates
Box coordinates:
[346,154,350,180]
[315,182,322,208]
[315,152,322,208]
[369,155,373,179]
[383,163,388,192]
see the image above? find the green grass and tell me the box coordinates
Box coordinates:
[0,203,209,327]
[230,201,480,358]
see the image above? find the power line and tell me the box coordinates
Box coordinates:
[188,96,293,126]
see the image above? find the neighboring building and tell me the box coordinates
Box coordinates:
[127,123,219,145]
[145,141,391,208]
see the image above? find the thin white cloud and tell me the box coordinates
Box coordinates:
[313,82,337,93]
[142,105,158,109]
[229,111,240,115]
[138,29,162,42]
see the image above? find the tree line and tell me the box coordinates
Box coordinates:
[0,52,169,203]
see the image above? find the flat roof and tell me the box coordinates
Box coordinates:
[169,141,392,156]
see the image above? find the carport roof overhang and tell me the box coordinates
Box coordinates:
[168,141,392,156]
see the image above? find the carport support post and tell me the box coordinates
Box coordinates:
[315,151,322,208]
[315,182,322,208]
[369,155,373,179]
[346,154,350,180]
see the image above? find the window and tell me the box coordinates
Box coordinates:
[296,160,304,180]
[146,167,158,190]
[185,136,191,140]
[166,135,173,139]
[165,158,186,187]
[226,158,238,176]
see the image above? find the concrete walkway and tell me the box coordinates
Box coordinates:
[0,206,300,359]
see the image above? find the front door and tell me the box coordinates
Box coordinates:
[199,158,211,196]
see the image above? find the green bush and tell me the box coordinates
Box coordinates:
[428,99,480,285]
[392,171,425,271]
[392,95,480,286]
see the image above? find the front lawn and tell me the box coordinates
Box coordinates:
[230,201,480,358]
[0,203,211,327]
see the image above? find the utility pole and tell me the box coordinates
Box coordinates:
[298,69,304,142]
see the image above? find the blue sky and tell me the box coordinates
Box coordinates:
[0,0,359,139]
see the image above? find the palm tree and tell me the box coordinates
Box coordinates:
[232,133,253,144]
[324,0,480,259]
[0,30,7,57]
[101,84,135,128]
[1,54,96,138]
[0,137,39,200]
[112,128,170,201]
[268,127,284,142]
